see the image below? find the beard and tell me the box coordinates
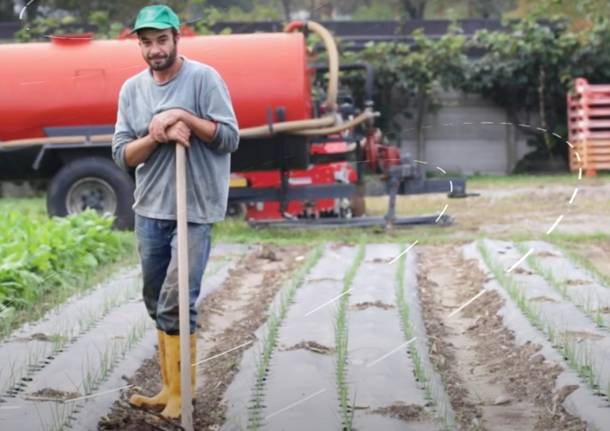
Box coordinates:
[146,45,178,71]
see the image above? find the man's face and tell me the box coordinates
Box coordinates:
[138,28,179,71]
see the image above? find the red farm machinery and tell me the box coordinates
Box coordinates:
[0,21,466,229]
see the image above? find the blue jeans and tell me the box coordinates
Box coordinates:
[135,214,212,335]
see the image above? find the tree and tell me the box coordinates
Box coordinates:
[281,0,292,21]
[23,1,190,24]
[342,26,468,158]
[399,0,426,19]
[462,18,586,165]
[508,0,610,25]
[0,0,15,21]
[467,0,516,18]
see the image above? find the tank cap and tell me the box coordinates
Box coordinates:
[50,33,94,45]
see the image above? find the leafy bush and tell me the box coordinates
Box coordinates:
[338,17,610,163]
[0,210,125,309]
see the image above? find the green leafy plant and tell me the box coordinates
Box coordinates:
[0,210,130,337]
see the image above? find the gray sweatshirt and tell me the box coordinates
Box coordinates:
[112,57,239,224]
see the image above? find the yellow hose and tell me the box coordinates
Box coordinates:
[294,110,377,136]
[239,115,335,139]
[286,21,339,111]
[239,20,340,139]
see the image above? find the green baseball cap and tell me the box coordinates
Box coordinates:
[131,5,180,34]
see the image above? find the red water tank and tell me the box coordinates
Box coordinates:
[0,33,313,141]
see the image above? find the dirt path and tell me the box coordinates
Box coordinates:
[98,244,306,430]
[417,245,586,430]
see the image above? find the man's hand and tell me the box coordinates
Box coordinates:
[166,120,191,148]
[149,109,184,143]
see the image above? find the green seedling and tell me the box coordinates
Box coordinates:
[334,242,364,431]
[479,241,609,403]
[246,245,324,430]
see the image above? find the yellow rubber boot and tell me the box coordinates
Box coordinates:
[161,333,197,419]
[129,330,169,408]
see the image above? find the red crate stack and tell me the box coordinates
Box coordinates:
[567,78,610,176]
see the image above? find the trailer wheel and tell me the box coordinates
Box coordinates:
[47,157,135,230]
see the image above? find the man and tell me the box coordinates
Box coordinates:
[112,4,239,419]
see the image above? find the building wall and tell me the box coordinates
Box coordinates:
[399,90,535,175]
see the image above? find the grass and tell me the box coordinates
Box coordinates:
[466,173,607,189]
[8,175,609,251]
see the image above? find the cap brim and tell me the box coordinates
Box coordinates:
[130,23,174,34]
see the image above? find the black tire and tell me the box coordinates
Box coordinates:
[47,157,135,230]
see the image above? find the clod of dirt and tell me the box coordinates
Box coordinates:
[27,388,81,401]
[530,296,559,303]
[536,251,558,258]
[551,385,579,413]
[283,341,335,355]
[256,244,280,261]
[493,395,511,405]
[372,402,425,422]
[350,301,394,311]
[513,267,534,275]
[30,333,50,341]
[566,279,591,287]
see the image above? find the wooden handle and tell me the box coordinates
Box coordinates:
[175,143,194,430]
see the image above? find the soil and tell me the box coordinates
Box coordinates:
[350,300,395,311]
[417,245,587,431]
[371,402,427,422]
[566,279,592,287]
[282,340,336,355]
[26,388,81,401]
[530,296,559,303]
[578,242,610,280]
[97,244,306,431]
[66,239,606,430]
